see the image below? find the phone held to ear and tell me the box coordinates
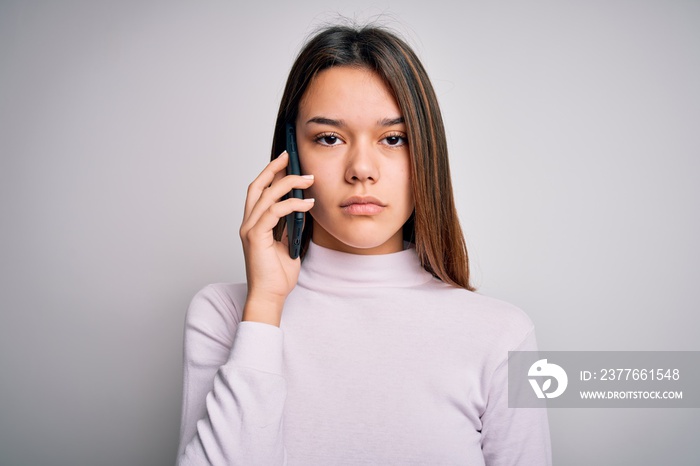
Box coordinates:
[285,123,304,259]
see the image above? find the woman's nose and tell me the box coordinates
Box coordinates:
[345,142,379,183]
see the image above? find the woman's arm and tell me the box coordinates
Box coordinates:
[177,153,314,464]
[178,285,286,465]
[480,329,553,466]
[177,286,287,465]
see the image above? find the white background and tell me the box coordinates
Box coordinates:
[1,1,698,464]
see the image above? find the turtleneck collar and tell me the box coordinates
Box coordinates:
[297,241,435,290]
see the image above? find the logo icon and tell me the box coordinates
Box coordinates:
[528,359,568,399]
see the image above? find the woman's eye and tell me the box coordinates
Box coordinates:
[315,133,343,146]
[382,135,407,147]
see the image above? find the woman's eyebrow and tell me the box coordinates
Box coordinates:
[305,116,405,127]
[378,117,405,127]
[306,116,344,127]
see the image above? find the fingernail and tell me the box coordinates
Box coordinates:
[301,174,314,180]
[303,198,315,202]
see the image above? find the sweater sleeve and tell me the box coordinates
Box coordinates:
[480,328,552,466]
[177,285,287,465]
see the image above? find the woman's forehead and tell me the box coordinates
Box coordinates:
[297,66,402,126]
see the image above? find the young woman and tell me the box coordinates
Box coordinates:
[177,25,551,465]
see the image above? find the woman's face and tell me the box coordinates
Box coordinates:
[296,66,414,255]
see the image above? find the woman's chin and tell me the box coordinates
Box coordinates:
[313,231,404,255]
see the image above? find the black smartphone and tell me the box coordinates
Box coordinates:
[285,123,304,259]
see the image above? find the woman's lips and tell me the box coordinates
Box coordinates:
[340,196,385,215]
[342,203,384,215]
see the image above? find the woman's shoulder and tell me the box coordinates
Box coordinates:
[184,283,248,342]
[427,283,536,349]
[465,289,533,328]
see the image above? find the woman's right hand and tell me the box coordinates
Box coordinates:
[239,151,315,327]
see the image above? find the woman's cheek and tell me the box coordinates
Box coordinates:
[305,167,333,200]
[305,179,321,201]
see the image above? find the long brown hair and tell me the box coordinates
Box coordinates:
[271,24,474,291]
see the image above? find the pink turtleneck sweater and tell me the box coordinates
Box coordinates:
[177,242,551,465]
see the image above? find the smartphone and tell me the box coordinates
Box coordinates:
[285,123,304,259]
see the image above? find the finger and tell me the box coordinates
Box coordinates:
[241,194,314,242]
[246,174,314,227]
[244,197,315,244]
[269,162,287,188]
[244,152,289,220]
